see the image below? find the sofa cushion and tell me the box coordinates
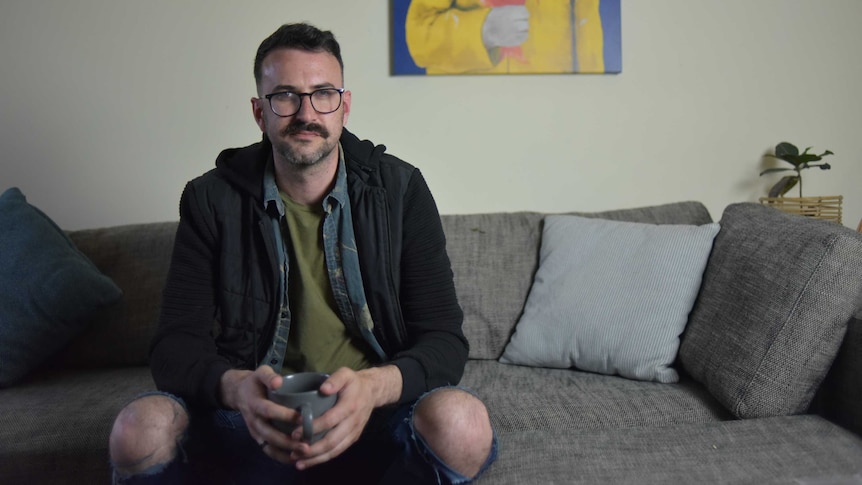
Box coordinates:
[56,221,177,368]
[462,360,729,433]
[0,188,123,387]
[680,203,862,418]
[443,201,714,360]
[0,366,155,483]
[443,212,546,360]
[499,215,719,382]
[811,316,862,438]
[479,416,862,485]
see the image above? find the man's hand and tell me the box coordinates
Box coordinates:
[219,366,304,460]
[220,365,401,468]
[282,365,403,470]
[482,5,530,48]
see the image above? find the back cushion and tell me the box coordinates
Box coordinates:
[56,222,178,367]
[444,201,714,359]
[680,203,862,418]
[443,212,546,360]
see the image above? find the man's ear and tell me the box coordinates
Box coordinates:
[251,97,266,132]
[341,90,351,125]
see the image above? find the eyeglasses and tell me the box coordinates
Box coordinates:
[263,88,345,117]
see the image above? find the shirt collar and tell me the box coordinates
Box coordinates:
[262,142,348,217]
[262,152,283,217]
[327,142,349,210]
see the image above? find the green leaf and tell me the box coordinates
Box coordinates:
[775,142,799,158]
[794,153,823,165]
[759,167,793,176]
[768,176,798,197]
[760,143,833,198]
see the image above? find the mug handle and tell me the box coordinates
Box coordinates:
[299,402,313,442]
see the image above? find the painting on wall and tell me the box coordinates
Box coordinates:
[391,0,621,75]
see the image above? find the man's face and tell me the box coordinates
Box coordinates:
[253,48,350,168]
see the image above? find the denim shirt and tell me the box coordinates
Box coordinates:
[260,145,386,373]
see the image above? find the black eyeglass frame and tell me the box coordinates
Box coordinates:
[263,88,346,117]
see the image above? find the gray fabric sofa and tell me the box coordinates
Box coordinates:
[1,201,861,484]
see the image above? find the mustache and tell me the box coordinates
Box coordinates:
[281,121,329,138]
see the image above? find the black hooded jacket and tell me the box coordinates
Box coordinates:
[149,129,467,409]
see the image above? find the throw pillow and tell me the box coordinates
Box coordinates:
[499,215,720,383]
[679,203,862,418]
[0,187,123,387]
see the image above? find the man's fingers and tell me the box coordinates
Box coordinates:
[319,367,350,395]
[255,365,283,391]
[254,417,308,461]
[257,400,300,424]
[293,432,353,471]
[262,434,301,464]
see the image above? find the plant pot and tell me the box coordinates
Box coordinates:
[759,195,843,224]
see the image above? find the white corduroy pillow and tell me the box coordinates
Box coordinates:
[500,215,719,383]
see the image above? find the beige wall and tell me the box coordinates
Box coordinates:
[1,1,860,230]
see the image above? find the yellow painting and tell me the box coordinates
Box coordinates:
[392,0,622,75]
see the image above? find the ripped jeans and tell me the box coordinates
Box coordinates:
[112,387,498,485]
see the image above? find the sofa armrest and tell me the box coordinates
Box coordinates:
[811,315,862,437]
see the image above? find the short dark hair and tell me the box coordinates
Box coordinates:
[254,23,343,89]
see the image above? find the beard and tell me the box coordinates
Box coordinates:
[273,120,337,167]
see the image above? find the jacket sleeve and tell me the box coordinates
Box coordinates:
[149,181,233,409]
[405,0,497,73]
[390,169,469,403]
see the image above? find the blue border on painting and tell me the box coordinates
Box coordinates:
[600,0,622,73]
[391,0,424,75]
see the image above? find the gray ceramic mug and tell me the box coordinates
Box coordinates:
[267,372,337,444]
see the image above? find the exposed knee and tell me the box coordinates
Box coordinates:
[109,394,188,476]
[413,388,494,478]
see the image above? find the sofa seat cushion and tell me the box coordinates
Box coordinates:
[0,366,155,484]
[476,415,862,484]
[462,360,730,433]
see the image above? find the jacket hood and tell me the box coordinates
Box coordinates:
[340,128,388,172]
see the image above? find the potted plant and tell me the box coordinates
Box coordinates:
[758,141,842,223]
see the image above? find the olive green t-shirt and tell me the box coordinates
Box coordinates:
[279,193,372,375]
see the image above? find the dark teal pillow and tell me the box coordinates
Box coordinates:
[0,187,122,387]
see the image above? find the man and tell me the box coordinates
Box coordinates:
[109,23,497,484]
